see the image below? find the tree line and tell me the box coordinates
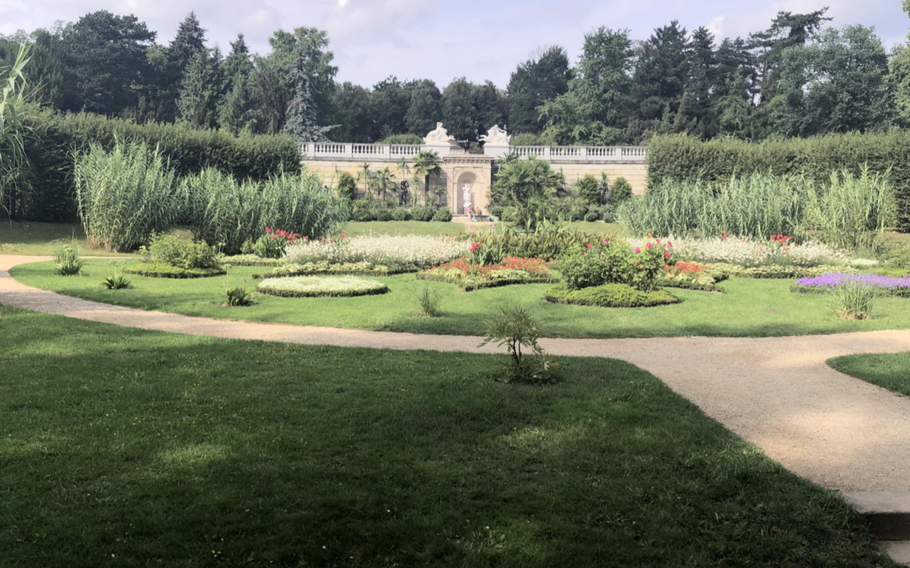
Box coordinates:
[3,6,910,144]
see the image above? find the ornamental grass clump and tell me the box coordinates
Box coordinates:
[53,240,83,276]
[74,140,178,251]
[416,284,442,317]
[831,278,879,320]
[479,303,558,385]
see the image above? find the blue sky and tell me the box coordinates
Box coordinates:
[2,0,908,89]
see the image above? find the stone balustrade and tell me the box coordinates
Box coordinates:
[302,142,647,163]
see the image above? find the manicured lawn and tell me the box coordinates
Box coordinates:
[14,259,910,338]
[828,351,910,397]
[0,220,132,256]
[342,220,466,237]
[0,305,893,567]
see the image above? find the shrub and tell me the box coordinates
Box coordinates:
[583,211,600,222]
[433,208,453,222]
[416,284,442,317]
[411,206,435,222]
[831,279,879,320]
[559,239,669,292]
[575,175,601,206]
[17,106,299,222]
[256,275,389,298]
[391,208,410,221]
[706,262,853,279]
[147,233,220,270]
[53,240,83,276]
[336,171,356,201]
[599,204,616,223]
[375,210,393,222]
[253,228,300,259]
[102,272,131,290]
[74,140,178,252]
[610,177,632,204]
[544,283,680,308]
[217,254,284,267]
[260,261,393,278]
[225,285,254,307]
[380,133,424,144]
[123,263,226,278]
[479,303,557,385]
[456,221,584,264]
[487,205,504,219]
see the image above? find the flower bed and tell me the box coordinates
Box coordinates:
[417,257,557,291]
[791,273,910,297]
[544,283,680,308]
[257,261,397,279]
[630,235,850,268]
[284,235,469,272]
[219,254,285,267]
[706,263,854,279]
[660,261,728,292]
[256,276,389,298]
[123,262,226,279]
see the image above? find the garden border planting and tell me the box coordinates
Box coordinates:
[256,275,389,298]
[123,262,226,279]
[544,284,680,308]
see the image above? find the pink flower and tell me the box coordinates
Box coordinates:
[635,247,641,253]
[601,240,608,245]
[646,242,652,249]
[587,244,593,248]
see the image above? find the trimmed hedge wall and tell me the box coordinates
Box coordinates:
[647,134,910,231]
[11,106,301,222]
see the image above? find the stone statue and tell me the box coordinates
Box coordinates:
[424,122,456,145]
[479,124,510,146]
[462,182,472,209]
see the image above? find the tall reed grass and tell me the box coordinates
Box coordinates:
[805,167,896,253]
[74,140,178,251]
[618,174,809,240]
[183,167,348,254]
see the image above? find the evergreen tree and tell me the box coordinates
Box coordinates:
[632,21,690,137]
[330,81,373,142]
[506,45,571,134]
[283,48,334,143]
[169,12,206,75]
[177,46,224,128]
[675,27,716,138]
[217,35,254,134]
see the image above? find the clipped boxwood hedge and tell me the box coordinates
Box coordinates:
[256,276,389,298]
[123,263,226,279]
[544,284,679,308]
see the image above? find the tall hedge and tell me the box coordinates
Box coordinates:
[647,133,910,231]
[10,106,301,222]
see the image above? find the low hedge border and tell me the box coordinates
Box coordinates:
[256,276,389,298]
[123,263,226,279]
[705,263,855,279]
[219,255,286,267]
[255,261,407,279]
[544,284,680,308]
[416,269,558,292]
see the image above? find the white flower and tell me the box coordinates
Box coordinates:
[285,235,469,271]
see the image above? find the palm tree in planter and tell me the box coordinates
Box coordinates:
[412,150,442,206]
[356,162,372,199]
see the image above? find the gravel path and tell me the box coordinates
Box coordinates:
[4,255,910,493]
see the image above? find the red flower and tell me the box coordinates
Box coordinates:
[265,227,271,234]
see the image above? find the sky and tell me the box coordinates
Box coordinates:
[1,0,908,89]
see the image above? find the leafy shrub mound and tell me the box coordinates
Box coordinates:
[256,276,388,298]
[660,261,728,292]
[560,239,670,292]
[417,257,557,291]
[146,233,220,270]
[259,261,394,279]
[544,284,680,308]
[123,263,226,279]
[707,263,854,279]
[791,273,910,297]
[455,222,585,265]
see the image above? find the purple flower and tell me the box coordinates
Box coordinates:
[795,273,910,291]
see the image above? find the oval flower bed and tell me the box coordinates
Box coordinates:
[791,273,910,297]
[123,262,226,279]
[256,276,389,298]
[544,283,680,308]
[417,257,557,291]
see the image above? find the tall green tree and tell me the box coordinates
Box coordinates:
[405,79,442,137]
[506,45,571,134]
[177,47,224,128]
[59,11,155,116]
[442,77,476,140]
[217,35,254,134]
[631,21,690,137]
[0,30,64,109]
[674,27,716,138]
[264,27,337,130]
[773,25,893,136]
[283,47,334,143]
[331,81,374,142]
[370,76,410,139]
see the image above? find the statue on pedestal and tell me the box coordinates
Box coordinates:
[424,122,456,145]
[479,125,510,146]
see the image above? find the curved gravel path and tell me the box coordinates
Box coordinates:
[4,255,910,493]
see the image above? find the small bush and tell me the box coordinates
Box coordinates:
[416,284,442,317]
[575,175,601,206]
[559,240,669,292]
[102,272,131,290]
[544,284,680,308]
[456,221,584,264]
[336,171,356,201]
[433,208,453,222]
[611,177,632,204]
[831,279,879,320]
[583,211,600,222]
[412,206,435,222]
[252,228,300,259]
[599,204,616,223]
[53,240,83,276]
[391,208,410,221]
[479,303,558,385]
[487,205,504,219]
[148,233,220,270]
[225,285,254,307]
[376,210,394,222]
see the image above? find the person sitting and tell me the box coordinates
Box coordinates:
[465,204,475,222]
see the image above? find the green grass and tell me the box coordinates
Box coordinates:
[341,220,466,237]
[828,351,910,397]
[0,305,894,567]
[14,259,910,338]
[0,220,133,256]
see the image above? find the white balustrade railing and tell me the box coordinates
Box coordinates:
[303,143,646,162]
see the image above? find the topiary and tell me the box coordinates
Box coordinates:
[433,208,453,222]
[611,177,633,204]
[575,175,601,206]
[336,171,356,201]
